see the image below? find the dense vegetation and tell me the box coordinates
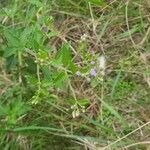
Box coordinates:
[0,0,150,149]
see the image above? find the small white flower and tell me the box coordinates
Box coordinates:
[77,64,81,67]
[90,61,95,65]
[81,108,85,113]
[71,105,75,109]
[72,110,76,118]
[81,34,87,41]
[75,71,81,76]
[75,109,80,117]
[87,77,91,82]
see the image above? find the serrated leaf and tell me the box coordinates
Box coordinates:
[4,28,21,48]
[20,27,33,46]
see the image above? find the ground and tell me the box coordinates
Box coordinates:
[0,0,150,149]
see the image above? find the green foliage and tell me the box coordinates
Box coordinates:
[0,0,150,149]
[59,43,72,67]
[0,99,29,125]
[29,0,43,7]
[86,0,105,6]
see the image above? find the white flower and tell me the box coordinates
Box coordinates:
[75,71,81,76]
[75,109,80,117]
[97,55,106,76]
[81,34,87,41]
[87,77,91,82]
[90,61,95,65]
[97,55,106,70]
[72,110,76,118]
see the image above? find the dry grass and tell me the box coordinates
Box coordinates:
[0,0,150,149]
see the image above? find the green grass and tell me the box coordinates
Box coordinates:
[0,0,150,149]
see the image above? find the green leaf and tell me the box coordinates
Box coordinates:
[20,27,33,46]
[5,55,17,69]
[3,28,21,48]
[0,99,30,125]
[12,126,65,133]
[86,0,105,6]
[78,98,89,106]
[47,32,57,38]
[53,72,67,88]
[3,47,18,57]
[60,43,72,67]
[110,69,122,98]
[82,115,113,132]
[29,0,43,7]
[68,62,77,73]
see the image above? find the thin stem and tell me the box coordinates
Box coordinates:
[18,51,22,84]
[66,72,77,101]
[88,2,96,35]
[36,55,41,91]
[100,79,104,121]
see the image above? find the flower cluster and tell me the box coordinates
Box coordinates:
[75,55,106,80]
[34,49,49,66]
[71,103,85,118]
